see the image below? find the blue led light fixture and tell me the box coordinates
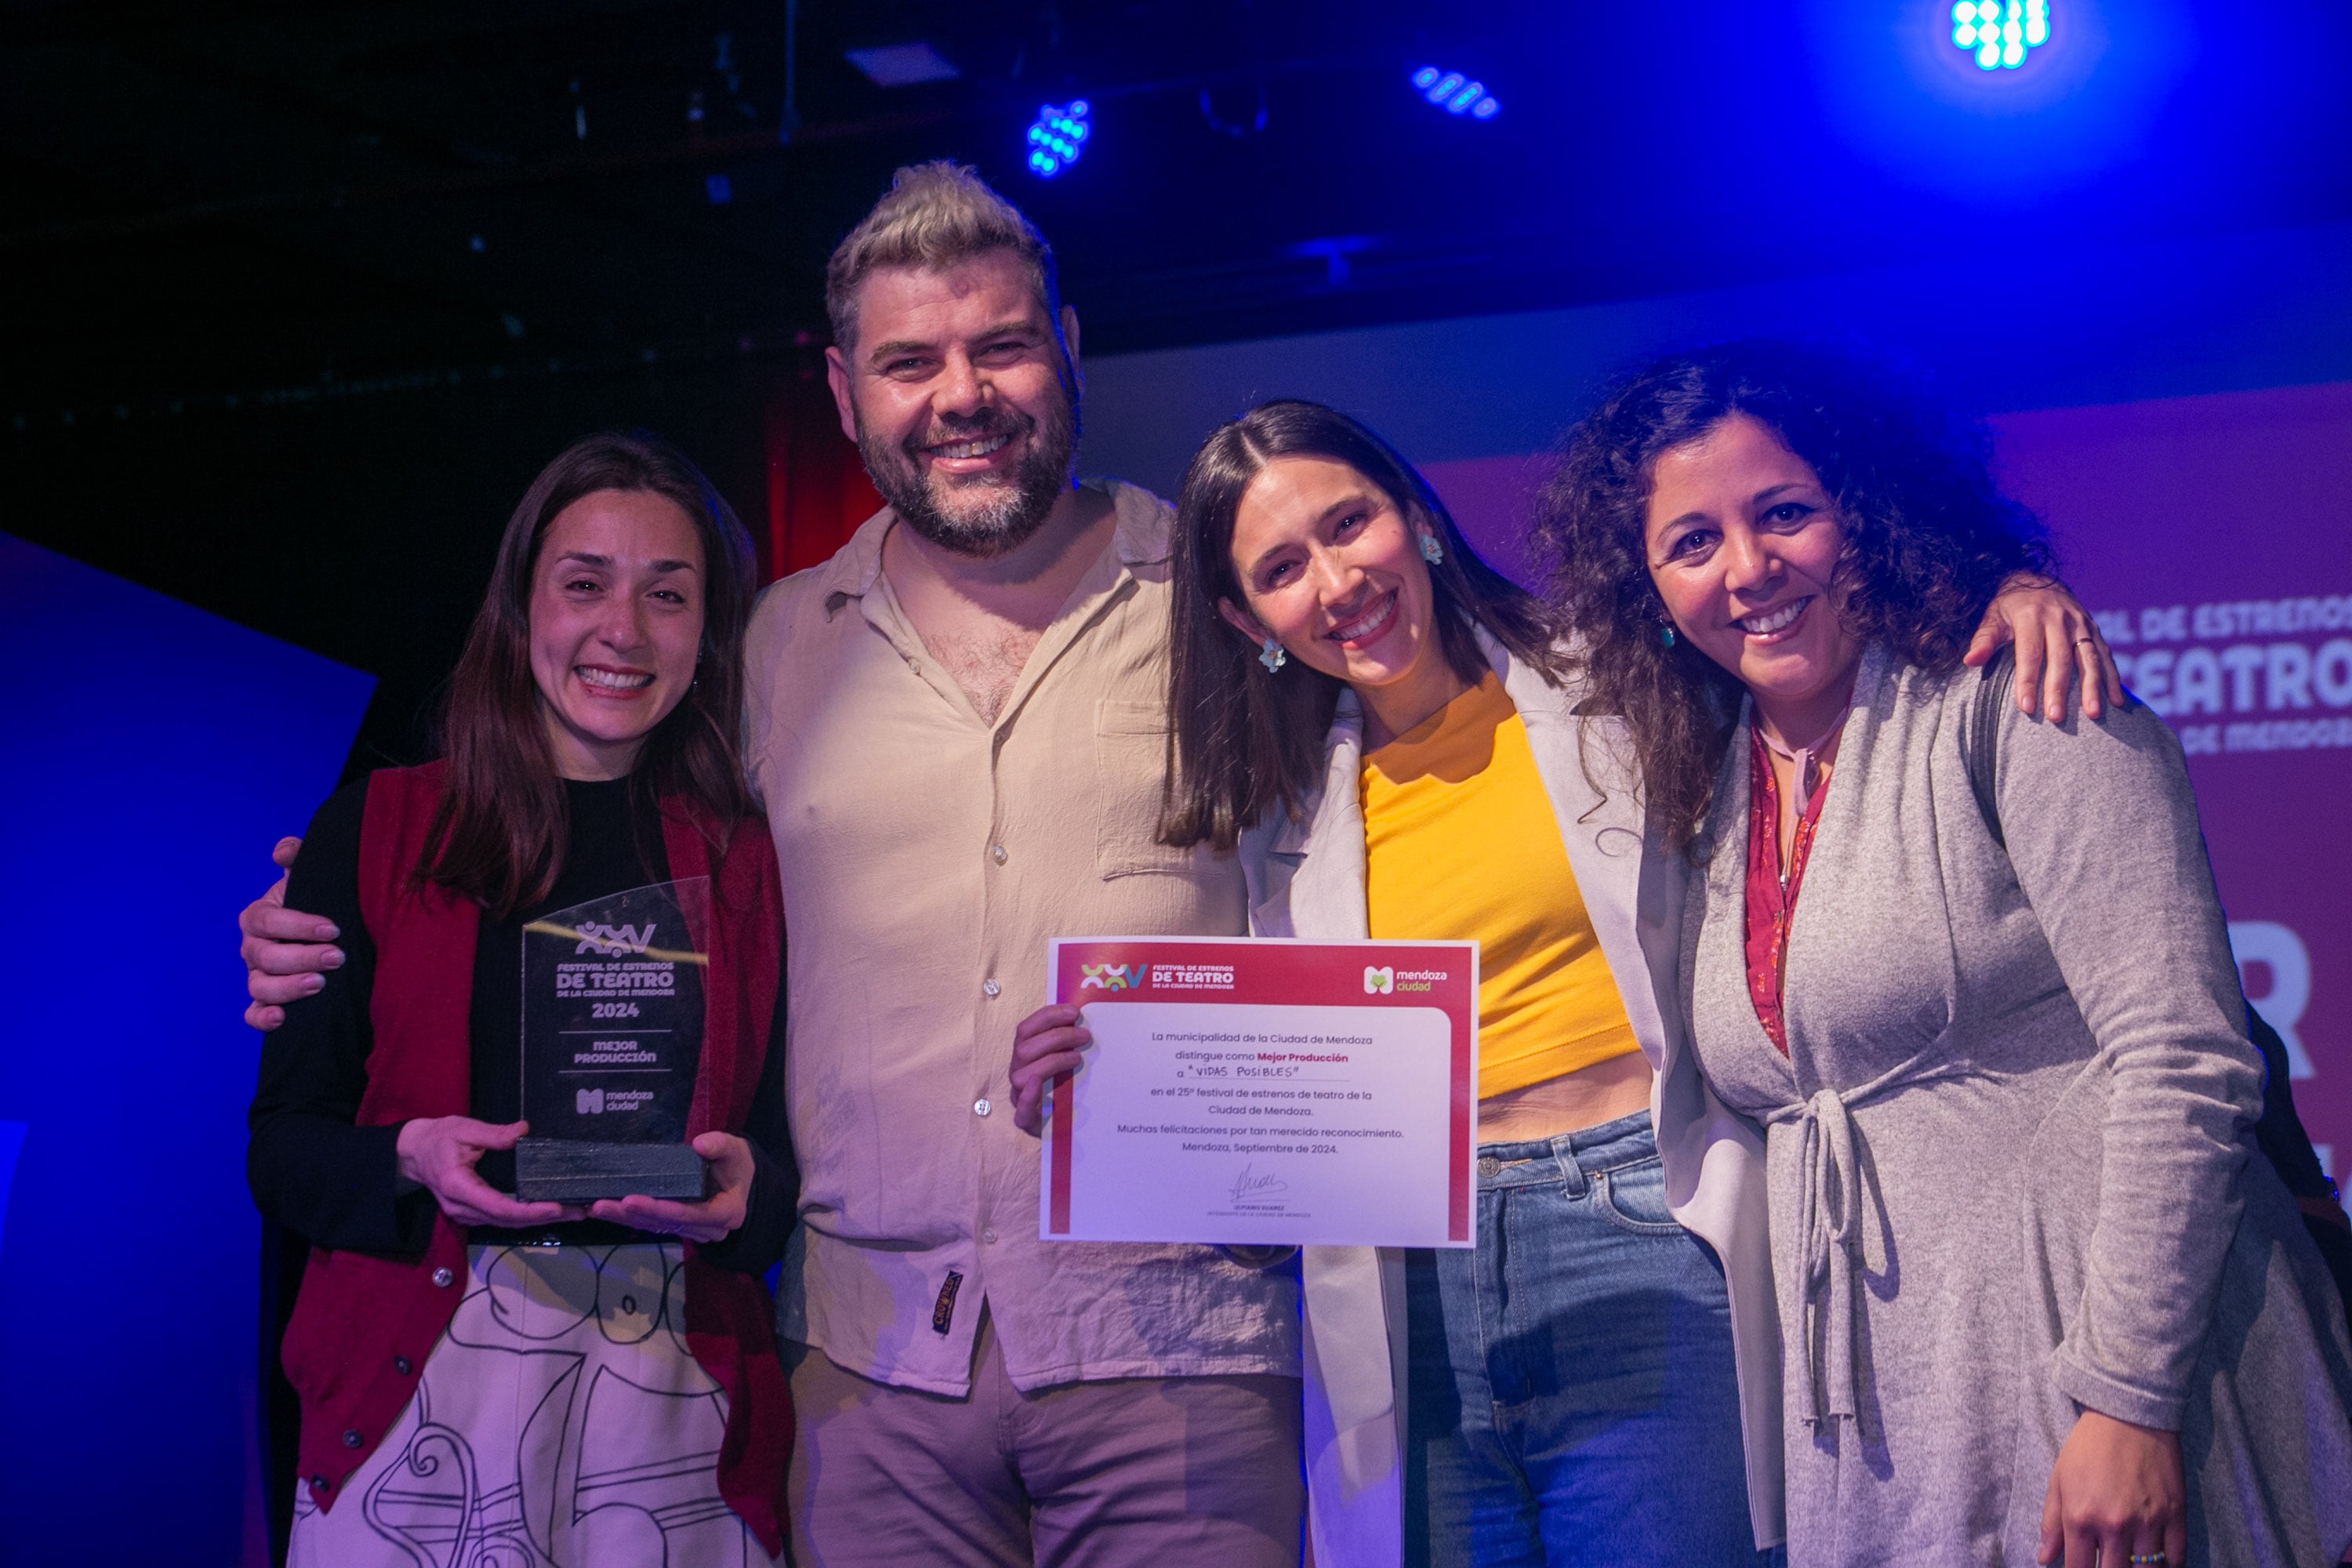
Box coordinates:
[1952,0,2049,70]
[1025,100,1091,178]
[1410,66,1499,119]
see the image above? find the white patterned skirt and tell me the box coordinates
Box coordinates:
[289,1241,769,1567]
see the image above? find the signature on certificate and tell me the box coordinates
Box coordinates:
[1228,1163,1290,1205]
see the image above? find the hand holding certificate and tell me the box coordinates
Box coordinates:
[1034,937,1478,1249]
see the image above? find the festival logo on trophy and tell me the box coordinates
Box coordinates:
[514,877,711,1202]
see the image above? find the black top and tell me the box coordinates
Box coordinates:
[2249,1004,2352,1334]
[247,773,793,1273]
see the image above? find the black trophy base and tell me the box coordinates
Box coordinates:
[514,1138,708,1203]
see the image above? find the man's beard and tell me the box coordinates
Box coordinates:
[858,384,1080,559]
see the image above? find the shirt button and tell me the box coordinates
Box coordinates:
[991,844,1007,865]
[431,1267,455,1288]
[393,1355,413,1377]
[982,978,1000,998]
[982,1227,1000,1244]
[974,1098,993,1118]
[310,1475,330,1494]
[342,1429,364,1449]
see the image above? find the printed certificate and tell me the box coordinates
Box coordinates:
[1040,936,1479,1248]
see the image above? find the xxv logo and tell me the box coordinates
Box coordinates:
[575,922,657,956]
[1080,964,1146,991]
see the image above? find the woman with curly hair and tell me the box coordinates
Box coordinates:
[1535,341,2352,1567]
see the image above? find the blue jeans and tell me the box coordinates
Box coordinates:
[1403,1109,1759,1567]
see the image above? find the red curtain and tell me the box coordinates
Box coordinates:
[761,358,884,586]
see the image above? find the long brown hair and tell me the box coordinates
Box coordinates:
[419,431,760,916]
[1161,400,1570,851]
[1533,341,2049,851]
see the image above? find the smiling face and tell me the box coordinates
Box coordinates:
[1643,412,1864,743]
[1219,455,1462,739]
[826,249,1078,557]
[526,488,706,780]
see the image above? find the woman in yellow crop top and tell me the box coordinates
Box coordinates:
[1153,401,1762,1568]
[1008,399,2101,1567]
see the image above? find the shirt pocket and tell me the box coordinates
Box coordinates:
[1093,699,1196,880]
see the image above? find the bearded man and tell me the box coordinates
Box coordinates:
[731,163,1305,1564]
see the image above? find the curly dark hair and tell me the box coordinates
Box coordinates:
[1531,340,2051,851]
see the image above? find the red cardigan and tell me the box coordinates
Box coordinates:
[277,761,791,1555]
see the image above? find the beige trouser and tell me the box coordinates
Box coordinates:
[786,1313,1304,1567]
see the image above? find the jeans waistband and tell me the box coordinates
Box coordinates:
[1473,1106,1656,1194]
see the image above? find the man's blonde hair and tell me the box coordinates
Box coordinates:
[825,162,1062,354]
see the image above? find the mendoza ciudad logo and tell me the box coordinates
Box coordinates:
[1367,965,1446,995]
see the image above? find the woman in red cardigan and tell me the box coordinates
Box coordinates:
[248,432,793,1565]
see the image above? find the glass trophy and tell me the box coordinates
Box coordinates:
[513,877,710,1203]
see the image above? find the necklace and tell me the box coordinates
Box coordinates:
[1755,713,1846,889]
[1756,714,1842,797]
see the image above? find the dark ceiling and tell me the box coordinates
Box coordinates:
[11,0,2352,423]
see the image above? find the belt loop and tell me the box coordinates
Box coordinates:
[1548,1131,1590,1196]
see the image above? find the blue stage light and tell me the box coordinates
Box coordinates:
[1410,66,1498,120]
[1025,100,1091,178]
[1953,0,2048,70]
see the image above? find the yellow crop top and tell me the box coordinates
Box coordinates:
[1361,670,1641,1099]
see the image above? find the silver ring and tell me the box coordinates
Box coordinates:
[2074,637,2099,648]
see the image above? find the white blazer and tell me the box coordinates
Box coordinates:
[1238,631,1785,1563]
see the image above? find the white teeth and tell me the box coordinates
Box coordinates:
[578,667,654,690]
[1331,595,1395,643]
[1739,599,1808,635]
[931,434,1011,460]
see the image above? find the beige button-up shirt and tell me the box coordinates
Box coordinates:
[743,479,1300,1396]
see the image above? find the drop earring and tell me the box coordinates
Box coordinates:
[1660,622,1678,648]
[1258,636,1288,673]
[1418,532,1445,565]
